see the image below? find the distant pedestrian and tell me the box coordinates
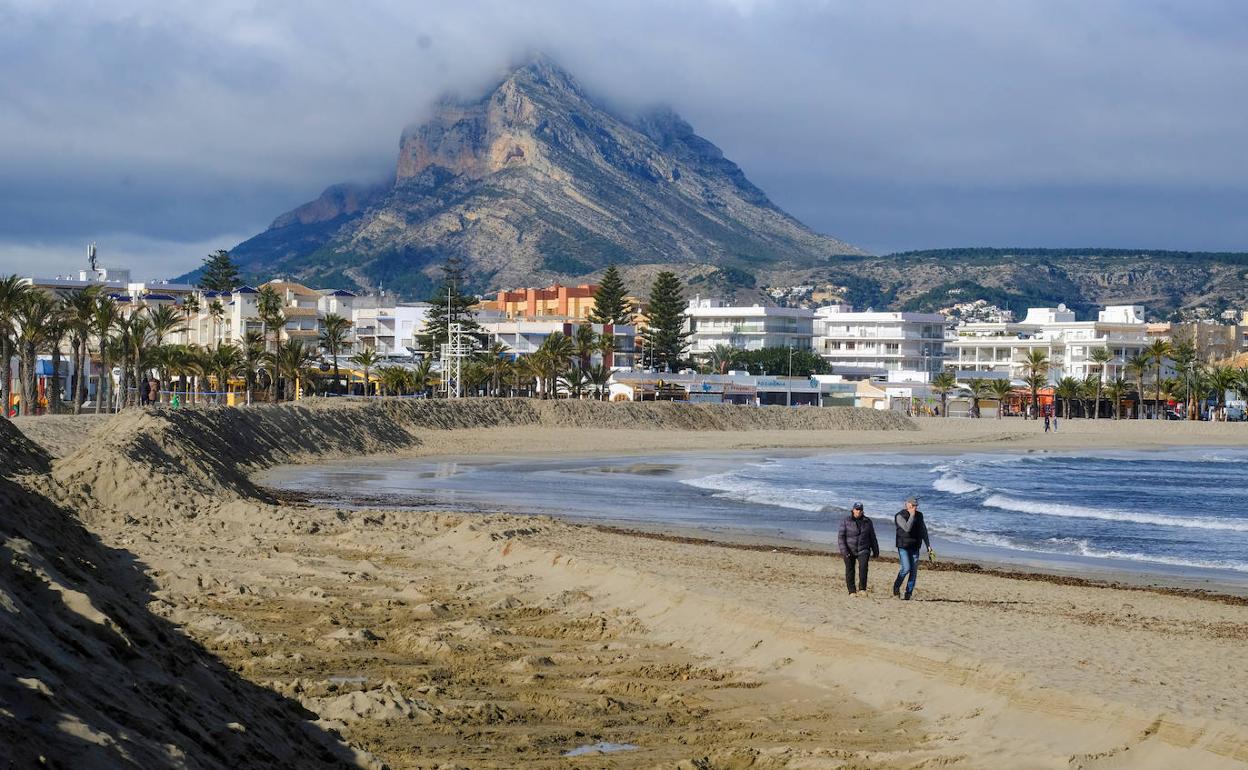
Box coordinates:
[1053,411,1059,432]
[838,502,880,596]
[148,377,159,406]
[139,376,150,406]
[892,497,933,600]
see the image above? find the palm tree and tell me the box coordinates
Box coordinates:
[597,332,617,368]
[208,344,244,403]
[208,299,226,348]
[0,276,31,418]
[1020,350,1052,419]
[574,323,598,370]
[963,378,992,418]
[241,331,266,405]
[411,358,435,397]
[44,298,71,414]
[1145,338,1172,419]
[558,366,590,399]
[988,378,1014,419]
[587,362,612,401]
[1079,374,1099,419]
[931,370,957,417]
[1206,366,1237,421]
[113,312,152,407]
[181,294,200,344]
[64,287,100,414]
[377,365,409,396]
[1126,353,1151,419]
[476,341,511,397]
[146,304,186,347]
[706,344,738,375]
[349,348,381,397]
[13,290,56,416]
[92,294,120,413]
[271,338,317,401]
[257,285,285,402]
[532,333,574,398]
[1054,376,1081,420]
[319,312,352,394]
[1104,377,1132,420]
[1088,346,1113,420]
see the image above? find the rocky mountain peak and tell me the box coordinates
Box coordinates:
[223,55,865,298]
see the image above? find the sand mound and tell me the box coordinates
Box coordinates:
[0,420,377,769]
[50,399,913,518]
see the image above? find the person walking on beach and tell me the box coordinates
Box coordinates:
[893,497,933,600]
[838,502,880,596]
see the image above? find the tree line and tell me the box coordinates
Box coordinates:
[929,340,1248,420]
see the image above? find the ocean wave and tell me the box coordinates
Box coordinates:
[679,472,832,512]
[1046,537,1248,573]
[938,528,1248,573]
[931,472,982,495]
[982,494,1248,532]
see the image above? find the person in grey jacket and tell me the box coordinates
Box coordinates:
[892,497,933,600]
[838,502,880,595]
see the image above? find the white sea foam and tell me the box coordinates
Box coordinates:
[931,473,982,495]
[680,472,831,512]
[1047,537,1248,573]
[982,494,1248,532]
[938,529,1248,573]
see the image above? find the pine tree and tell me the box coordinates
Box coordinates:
[588,265,633,325]
[639,271,690,371]
[199,250,241,292]
[421,256,481,355]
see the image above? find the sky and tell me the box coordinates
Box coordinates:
[2,0,1246,279]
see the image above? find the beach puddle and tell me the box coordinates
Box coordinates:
[562,741,640,757]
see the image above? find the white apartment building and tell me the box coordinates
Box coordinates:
[479,318,638,368]
[684,298,814,355]
[947,304,1155,383]
[813,304,948,379]
[352,300,432,358]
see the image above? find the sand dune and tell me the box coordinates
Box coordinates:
[6,401,1248,768]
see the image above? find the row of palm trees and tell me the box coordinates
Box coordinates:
[343,331,615,400]
[930,342,1248,420]
[0,277,369,416]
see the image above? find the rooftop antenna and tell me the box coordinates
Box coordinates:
[88,242,98,273]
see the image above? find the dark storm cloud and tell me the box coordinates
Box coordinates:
[1,0,1246,277]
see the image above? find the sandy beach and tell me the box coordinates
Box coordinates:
[5,401,1248,768]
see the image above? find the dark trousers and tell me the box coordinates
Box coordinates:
[843,552,871,593]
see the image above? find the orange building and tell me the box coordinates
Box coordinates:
[484,283,599,320]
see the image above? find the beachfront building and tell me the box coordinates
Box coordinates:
[479,318,638,368]
[351,299,433,358]
[22,267,198,321]
[684,298,815,355]
[946,304,1154,382]
[482,283,600,320]
[607,370,853,406]
[813,304,948,381]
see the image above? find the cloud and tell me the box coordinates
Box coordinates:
[1,0,1246,277]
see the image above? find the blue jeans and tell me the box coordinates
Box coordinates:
[893,547,921,595]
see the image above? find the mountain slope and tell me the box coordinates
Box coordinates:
[225,56,864,297]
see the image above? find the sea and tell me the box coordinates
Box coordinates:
[259,447,1248,583]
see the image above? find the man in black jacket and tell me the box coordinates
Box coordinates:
[838,502,880,596]
[892,497,933,600]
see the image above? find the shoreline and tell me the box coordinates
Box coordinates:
[257,433,1248,595]
[10,402,1248,768]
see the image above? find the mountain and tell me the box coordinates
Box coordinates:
[782,248,1248,321]
[220,56,864,299]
